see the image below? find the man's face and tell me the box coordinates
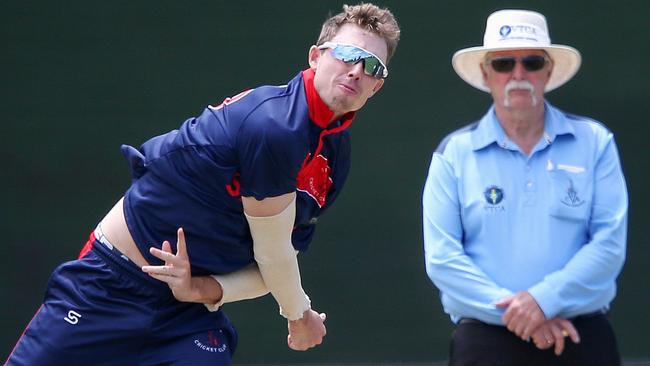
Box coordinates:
[308,23,388,116]
[481,49,552,111]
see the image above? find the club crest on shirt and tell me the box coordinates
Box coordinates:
[297,153,333,208]
[561,179,585,207]
[484,185,505,212]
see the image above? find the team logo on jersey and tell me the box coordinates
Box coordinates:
[484,186,504,205]
[561,179,585,207]
[297,153,333,208]
[194,330,228,353]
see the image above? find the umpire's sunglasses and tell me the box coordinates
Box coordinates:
[318,41,388,79]
[487,55,549,73]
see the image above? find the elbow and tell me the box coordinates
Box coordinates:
[424,253,446,283]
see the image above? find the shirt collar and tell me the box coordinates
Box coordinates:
[301,68,356,129]
[544,102,576,141]
[471,102,576,151]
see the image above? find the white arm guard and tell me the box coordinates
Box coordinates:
[204,264,270,312]
[246,197,311,320]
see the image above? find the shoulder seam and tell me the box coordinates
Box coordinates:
[435,121,480,154]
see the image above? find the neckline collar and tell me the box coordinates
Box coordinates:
[471,102,576,151]
[302,68,356,129]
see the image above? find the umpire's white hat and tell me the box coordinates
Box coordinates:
[452,9,582,92]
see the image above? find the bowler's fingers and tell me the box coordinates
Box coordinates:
[149,241,174,262]
[287,335,316,351]
[149,229,188,263]
[175,228,188,259]
[142,264,175,277]
[141,265,181,286]
[144,271,174,283]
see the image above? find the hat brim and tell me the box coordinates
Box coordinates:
[452,44,581,92]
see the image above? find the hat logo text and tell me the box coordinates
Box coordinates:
[499,24,537,38]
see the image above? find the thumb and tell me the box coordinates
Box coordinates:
[495,295,514,308]
[319,313,327,321]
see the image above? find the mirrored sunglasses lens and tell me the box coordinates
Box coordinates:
[332,45,366,63]
[491,58,516,72]
[330,44,386,78]
[363,57,382,77]
[522,56,547,71]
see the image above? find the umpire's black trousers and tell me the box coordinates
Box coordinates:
[449,313,620,366]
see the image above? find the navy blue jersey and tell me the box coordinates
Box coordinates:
[121,69,355,276]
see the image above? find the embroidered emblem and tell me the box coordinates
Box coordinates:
[297,153,333,208]
[207,331,220,347]
[561,179,585,207]
[194,330,228,353]
[484,186,504,205]
[483,186,505,213]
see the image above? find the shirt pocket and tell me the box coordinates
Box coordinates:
[547,169,592,221]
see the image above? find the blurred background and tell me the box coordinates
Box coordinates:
[2,0,648,364]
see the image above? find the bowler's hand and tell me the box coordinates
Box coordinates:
[496,291,546,341]
[287,309,327,351]
[142,228,222,303]
[531,317,580,355]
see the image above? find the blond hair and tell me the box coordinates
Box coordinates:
[316,3,401,63]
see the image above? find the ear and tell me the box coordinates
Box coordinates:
[369,79,385,97]
[308,45,321,70]
[480,62,488,82]
[547,58,554,78]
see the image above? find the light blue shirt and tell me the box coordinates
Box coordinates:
[422,102,628,325]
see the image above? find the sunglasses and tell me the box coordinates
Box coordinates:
[487,55,549,73]
[318,41,388,79]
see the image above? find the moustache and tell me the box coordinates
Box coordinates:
[505,80,535,94]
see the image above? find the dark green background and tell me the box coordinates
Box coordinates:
[2,1,648,364]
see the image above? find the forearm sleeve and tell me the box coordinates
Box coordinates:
[204,264,270,312]
[246,197,311,320]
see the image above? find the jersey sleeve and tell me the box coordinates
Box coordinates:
[237,114,306,200]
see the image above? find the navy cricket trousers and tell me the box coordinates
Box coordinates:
[5,234,238,366]
[448,313,620,366]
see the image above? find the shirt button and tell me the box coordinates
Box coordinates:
[526,181,534,188]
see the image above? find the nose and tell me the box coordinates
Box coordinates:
[511,59,526,80]
[347,61,364,80]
